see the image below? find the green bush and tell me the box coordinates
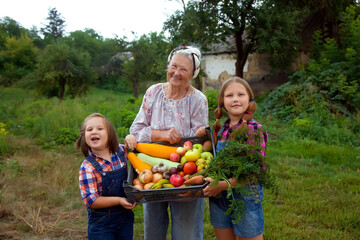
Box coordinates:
[205,89,218,118]
[260,6,360,146]
[0,122,12,157]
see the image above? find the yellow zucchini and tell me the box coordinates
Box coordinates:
[136,143,178,159]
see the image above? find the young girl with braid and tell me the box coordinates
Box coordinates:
[199,76,268,240]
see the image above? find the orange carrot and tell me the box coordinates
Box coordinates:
[127,151,151,174]
[183,175,205,186]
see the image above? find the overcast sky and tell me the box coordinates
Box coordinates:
[0,0,186,39]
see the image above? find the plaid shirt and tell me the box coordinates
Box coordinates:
[79,145,126,208]
[218,118,268,157]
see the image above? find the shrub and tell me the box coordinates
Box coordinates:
[0,122,11,157]
[260,6,360,146]
[205,89,218,113]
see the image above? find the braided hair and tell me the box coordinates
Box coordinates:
[212,77,257,144]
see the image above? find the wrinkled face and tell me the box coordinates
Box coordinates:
[223,82,250,119]
[167,54,193,88]
[84,117,108,153]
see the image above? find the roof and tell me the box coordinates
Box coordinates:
[203,36,237,55]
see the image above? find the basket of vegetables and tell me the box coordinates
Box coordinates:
[123,127,215,204]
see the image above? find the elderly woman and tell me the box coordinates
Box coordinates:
[125,46,208,240]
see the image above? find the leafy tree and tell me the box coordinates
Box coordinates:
[165,0,303,78]
[0,17,27,38]
[34,41,94,101]
[41,7,66,40]
[164,1,219,49]
[284,0,358,42]
[0,35,38,86]
[27,26,46,49]
[65,29,128,89]
[123,32,170,98]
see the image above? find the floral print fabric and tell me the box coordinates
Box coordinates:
[130,83,209,142]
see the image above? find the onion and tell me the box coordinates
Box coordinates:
[152,173,163,183]
[139,169,153,184]
[133,177,142,186]
[144,182,154,190]
[134,184,144,190]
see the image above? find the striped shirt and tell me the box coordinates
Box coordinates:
[79,145,126,208]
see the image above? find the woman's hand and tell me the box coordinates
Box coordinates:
[119,197,137,209]
[151,128,181,144]
[166,128,181,144]
[125,134,137,150]
[195,126,206,137]
[203,178,228,197]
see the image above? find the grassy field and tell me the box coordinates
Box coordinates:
[0,87,359,239]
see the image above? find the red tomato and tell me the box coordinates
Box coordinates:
[183,162,197,175]
[178,171,185,177]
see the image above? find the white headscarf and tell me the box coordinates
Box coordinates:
[167,46,201,79]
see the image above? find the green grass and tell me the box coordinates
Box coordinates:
[0,87,359,239]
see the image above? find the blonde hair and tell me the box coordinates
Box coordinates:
[75,113,119,157]
[212,77,257,143]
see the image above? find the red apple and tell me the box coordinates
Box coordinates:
[183,141,193,151]
[170,152,180,162]
[176,146,186,156]
[170,174,184,187]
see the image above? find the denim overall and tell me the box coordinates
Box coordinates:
[86,150,134,240]
[209,130,264,237]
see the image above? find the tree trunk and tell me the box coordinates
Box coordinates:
[59,77,66,102]
[235,32,244,78]
[133,61,140,99]
[194,75,201,90]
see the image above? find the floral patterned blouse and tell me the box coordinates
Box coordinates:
[130,83,209,142]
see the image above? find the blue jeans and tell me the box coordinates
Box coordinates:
[209,183,264,238]
[143,198,204,240]
[88,208,134,240]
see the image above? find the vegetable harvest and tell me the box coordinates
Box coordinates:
[127,151,152,174]
[136,143,178,159]
[202,127,277,223]
[184,175,205,186]
[137,153,180,170]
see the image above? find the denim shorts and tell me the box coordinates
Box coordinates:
[209,183,264,238]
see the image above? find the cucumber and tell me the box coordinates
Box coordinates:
[136,153,181,170]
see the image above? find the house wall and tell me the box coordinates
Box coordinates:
[202,52,266,91]
[201,52,308,94]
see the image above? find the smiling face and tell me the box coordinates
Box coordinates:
[223,82,250,119]
[167,54,193,89]
[84,117,109,154]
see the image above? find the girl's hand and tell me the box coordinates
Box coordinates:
[119,197,137,209]
[195,126,206,137]
[203,178,228,197]
[125,134,137,150]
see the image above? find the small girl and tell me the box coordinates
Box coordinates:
[76,113,136,240]
[203,77,268,240]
